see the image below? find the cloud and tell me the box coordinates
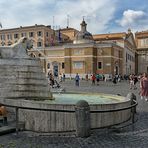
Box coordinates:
[0,0,117,34]
[116,9,147,28]
[51,0,117,33]
[0,0,55,27]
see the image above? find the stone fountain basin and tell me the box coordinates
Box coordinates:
[0,92,131,132]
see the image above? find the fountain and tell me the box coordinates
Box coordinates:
[0,38,131,133]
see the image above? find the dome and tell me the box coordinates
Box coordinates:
[73,19,94,44]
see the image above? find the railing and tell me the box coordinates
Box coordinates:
[0,100,138,135]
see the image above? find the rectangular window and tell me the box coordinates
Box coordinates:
[73,49,84,55]
[47,63,50,69]
[1,34,5,40]
[29,32,34,37]
[126,53,127,62]
[37,42,42,47]
[7,34,12,40]
[37,31,42,36]
[62,63,65,69]
[129,55,131,61]
[14,34,18,39]
[21,33,26,37]
[73,61,83,69]
[128,54,129,60]
[46,32,49,37]
[98,62,102,69]
[141,38,148,46]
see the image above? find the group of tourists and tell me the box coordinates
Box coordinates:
[110,73,148,102]
[127,72,148,101]
[74,72,148,102]
[48,72,63,88]
[48,71,148,102]
[129,74,139,89]
[75,73,102,86]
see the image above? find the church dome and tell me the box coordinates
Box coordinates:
[73,19,94,44]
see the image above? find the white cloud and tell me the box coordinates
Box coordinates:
[0,0,117,34]
[116,9,147,28]
[52,0,117,33]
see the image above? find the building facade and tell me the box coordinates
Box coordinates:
[0,24,69,48]
[93,29,137,75]
[0,20,140,79]
[28,20,124,79]
[135,31,148,74]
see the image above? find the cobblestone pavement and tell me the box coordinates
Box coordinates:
[0,80,148,148]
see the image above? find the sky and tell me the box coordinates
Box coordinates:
[0,0,148,34]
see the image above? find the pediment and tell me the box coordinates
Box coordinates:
[126,33,136,48]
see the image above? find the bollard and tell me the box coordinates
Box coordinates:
[127,92,137,113]
[75,100,91,138]
[127,93,137,123]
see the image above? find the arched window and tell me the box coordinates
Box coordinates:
[8,41,12,46]
[37,42,42,47]
[30,53,36,57]
[1,42,5,46]
[37,39,42,47]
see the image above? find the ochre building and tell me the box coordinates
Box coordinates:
[29,20,132,79]
[135,31,148,74]
[0,24,69,48]
[93,29,137,75]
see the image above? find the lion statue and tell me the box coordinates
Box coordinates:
[0,37,33,58]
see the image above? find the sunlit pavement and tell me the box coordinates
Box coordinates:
[0,80,148,148]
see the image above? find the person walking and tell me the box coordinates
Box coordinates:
[140,72,148,101]
[96,73,100,85]
[59,73,63,82]
[49,73,54,88]
[133,75,138,89]
[63,73,65,81]
[112,76,117,84]
[75,73,80,86]
[85,74,88,81]
[91,73,96,85]
[129,74,134,89]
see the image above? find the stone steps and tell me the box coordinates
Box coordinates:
[0,126,16,135]
[0,72,46,78]
[0,121,25,135]
[0,58,41,66]
[0,78,47,85]
[0,65,43,72]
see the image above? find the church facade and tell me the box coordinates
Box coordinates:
[135,31,148,74]
[28,20,128,79]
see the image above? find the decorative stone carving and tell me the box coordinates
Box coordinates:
[0,37,32,58]
[0,37,53,100]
